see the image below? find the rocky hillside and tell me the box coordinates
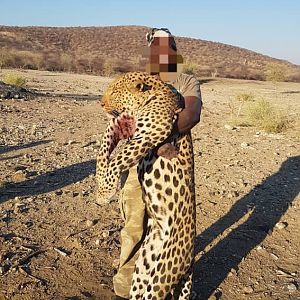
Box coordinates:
[0,25,300,81]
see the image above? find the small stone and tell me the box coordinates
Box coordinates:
[270,253,279,260]
[82,190,89,197]
[224,124,235,130]
[95,239,100,246]
[275,221,288,229]
[287,282,298,292]
[14,203,27,214]
[53,247,69,257]
[243,286,254,294]
[256,245,263,251]
[86,219,97,227]
[241,142,249,148]
[55,190,63,196]
[228,268,237,277]
[102,230,110,238]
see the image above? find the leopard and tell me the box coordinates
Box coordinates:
[96,72,196,299]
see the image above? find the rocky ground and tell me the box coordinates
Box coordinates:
[0,69,299,300]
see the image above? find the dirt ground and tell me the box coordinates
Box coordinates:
[0,69,299,300]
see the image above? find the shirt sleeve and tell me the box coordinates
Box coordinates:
[177,74,202,99]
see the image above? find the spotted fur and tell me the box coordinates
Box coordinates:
[96,72,196,299]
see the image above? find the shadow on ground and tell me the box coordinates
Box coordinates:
[193,156,300,299]
[42,92,101,101]
[0,160,96,203]
[0,140,52,155]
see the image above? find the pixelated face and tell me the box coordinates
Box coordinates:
[144,37,183,82]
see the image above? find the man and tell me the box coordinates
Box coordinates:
[114,28,202,300]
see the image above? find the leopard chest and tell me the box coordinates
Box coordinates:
[138,148,195,228]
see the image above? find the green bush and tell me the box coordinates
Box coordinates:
[182,61,199,76]
[246,98,291,133]
[3,73,26,87]
[236,92,255,102]
[227,94,292,133]
[102,59,118,76]
[265,63,286,82]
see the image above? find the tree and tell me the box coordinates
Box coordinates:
[265,63,286,83]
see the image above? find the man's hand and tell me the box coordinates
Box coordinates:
[157,143,179,160]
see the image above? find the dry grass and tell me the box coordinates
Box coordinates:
[246,98,292,133]
[228,94,293,133]
[228,92,255,125]
[3,72,26,86]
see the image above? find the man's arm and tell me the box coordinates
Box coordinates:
[156,95,202,159]
[173,96,202,134]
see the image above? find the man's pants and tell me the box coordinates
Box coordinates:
[113,167,147,298]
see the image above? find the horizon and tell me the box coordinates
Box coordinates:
[1,0,300,65]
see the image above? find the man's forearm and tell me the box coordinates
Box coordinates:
[173,96,202,134]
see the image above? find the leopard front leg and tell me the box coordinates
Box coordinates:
[97,109,174,204]
[96,119,120,203]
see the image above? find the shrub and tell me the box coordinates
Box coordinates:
[228,92,255,122]
[0,48,13,68]
[182,61,199,76]
[60,53,73,72]
[227,94,292,133]
[265,63,286,82]
[236,92,255,103]
[246,98,292,133]
[102,59,118,76]
[3,73,26,87]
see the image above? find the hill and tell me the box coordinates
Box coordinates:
[0,25,300,81]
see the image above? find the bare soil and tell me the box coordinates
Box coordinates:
[0,69,299,300]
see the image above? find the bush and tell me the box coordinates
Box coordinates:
[236,92,255,103]
[3,73,26,87]
[227,94,292,133]
[228,92,255,122]
[102,59,118,76]
[246,98,291,133]
[265,63,286,82]
[182,61,199,76]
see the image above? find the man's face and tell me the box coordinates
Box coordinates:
[145,37,183,82]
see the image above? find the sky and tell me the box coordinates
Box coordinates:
[1,0,299,65]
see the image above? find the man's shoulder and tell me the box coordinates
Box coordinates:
[177,72,196,81]
[172,72,201,98]
[174,73,199,86]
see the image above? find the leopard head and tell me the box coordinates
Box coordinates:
[100,72,172,116]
